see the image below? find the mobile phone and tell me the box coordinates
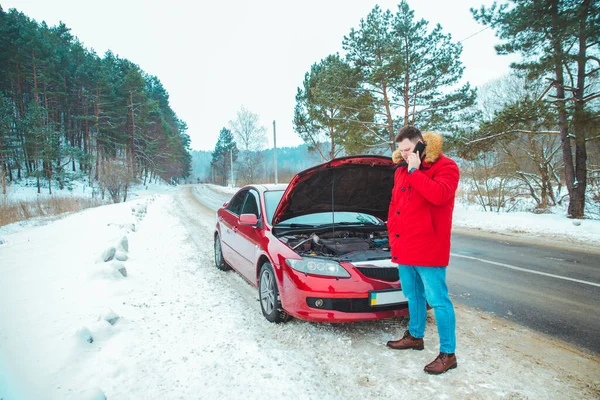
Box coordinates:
[413,141,425,157]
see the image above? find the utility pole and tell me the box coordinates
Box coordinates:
[273,120,278,184]
[230,149,234,187]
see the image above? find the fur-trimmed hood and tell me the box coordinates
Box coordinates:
[392,132,444,165]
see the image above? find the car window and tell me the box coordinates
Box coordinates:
[227,190,247,216]
[241,190,260,216]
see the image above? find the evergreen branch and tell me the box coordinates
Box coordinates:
[547,96,577,104]
[582,93,600,102]
[563,62,576,88]
[585,67,600,76]
[299,127,327,161]
[329,115,389,129]
[335,84,385,97]
[561,85,578,92]
[586,41,600,50]
[537,80,556,102]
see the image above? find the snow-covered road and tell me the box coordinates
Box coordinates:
[0,187,598,399]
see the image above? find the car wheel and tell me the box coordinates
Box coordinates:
[214,235,231,271]
[259,262,289,323]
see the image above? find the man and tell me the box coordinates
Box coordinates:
[386,125,460,375]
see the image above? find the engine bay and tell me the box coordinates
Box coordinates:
[279,229,391,262]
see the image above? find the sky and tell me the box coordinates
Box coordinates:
[1,183,599,399]
[2,0,518,152]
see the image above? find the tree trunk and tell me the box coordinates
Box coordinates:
[44,83,53,194]
[129,91,135,171]
[47,159,52,195]
[403,36,411,129]
[1,163,6,195]
[36,161,40,194]
[382,81,395,153]
[84,115,89,173]
[569,0,590,218]
[32,51,39,106]
[94,88,101,181]
[550,0,576,217]
[15,63,30,174]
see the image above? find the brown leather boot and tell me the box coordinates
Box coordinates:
[386,330,424,350]
[424,352,457,374]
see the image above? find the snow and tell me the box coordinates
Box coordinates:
[1,178,175,203]
[1,183,599,399]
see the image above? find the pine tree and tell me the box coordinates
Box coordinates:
[293,54,376,161]
[211,128,238,185]
[343,1,476,153]
[472,0,600,218]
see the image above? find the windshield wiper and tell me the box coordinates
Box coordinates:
[316,221,382,228]
[275,223,318,228]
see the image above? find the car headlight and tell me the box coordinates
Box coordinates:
[286,258,350,278]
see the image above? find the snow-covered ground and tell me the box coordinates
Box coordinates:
[0,183,599,399]
[1,179,175,203]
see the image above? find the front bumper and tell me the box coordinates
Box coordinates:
[280,262,408,322]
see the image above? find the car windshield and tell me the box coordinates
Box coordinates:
[277,212,383,227]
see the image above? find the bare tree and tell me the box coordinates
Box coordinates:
[229,106,267,185]
[461,74,565,212]
[461,152,519,212]
[498,134,563,210]
[476,73,542,119]
[98,159,135,203]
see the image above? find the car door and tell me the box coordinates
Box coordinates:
[219,190,247,270]
[234,189,263,284]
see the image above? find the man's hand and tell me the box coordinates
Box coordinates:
[407,151,421,170]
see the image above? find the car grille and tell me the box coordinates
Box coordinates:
[356,267,399,282]
[307,297,408,313]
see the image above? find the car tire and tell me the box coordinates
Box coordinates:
[214,234,231,271]
[259,262,290,323]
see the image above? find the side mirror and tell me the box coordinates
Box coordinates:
[239,213,259,226]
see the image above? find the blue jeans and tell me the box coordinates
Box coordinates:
[398,265,456,353]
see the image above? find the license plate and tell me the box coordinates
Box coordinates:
[369,288,408,307]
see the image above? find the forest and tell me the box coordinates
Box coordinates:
[0,7,192,201]
[1,1,598,219]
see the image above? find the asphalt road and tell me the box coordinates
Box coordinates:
[449,232,600,355]
[193,184,600,355]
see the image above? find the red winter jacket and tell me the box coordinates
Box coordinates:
[387,132,459,267]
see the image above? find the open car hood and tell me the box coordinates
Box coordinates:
[271,155,396,225]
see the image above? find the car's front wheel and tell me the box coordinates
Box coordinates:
[259,262,289,323]
[214,234,231,271]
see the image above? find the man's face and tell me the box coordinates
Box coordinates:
[397,138,417,162]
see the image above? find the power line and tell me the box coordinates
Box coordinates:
[458,26,491,43]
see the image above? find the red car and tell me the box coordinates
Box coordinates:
[214,155,409,323]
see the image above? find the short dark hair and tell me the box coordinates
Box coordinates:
[395,125,423,143]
